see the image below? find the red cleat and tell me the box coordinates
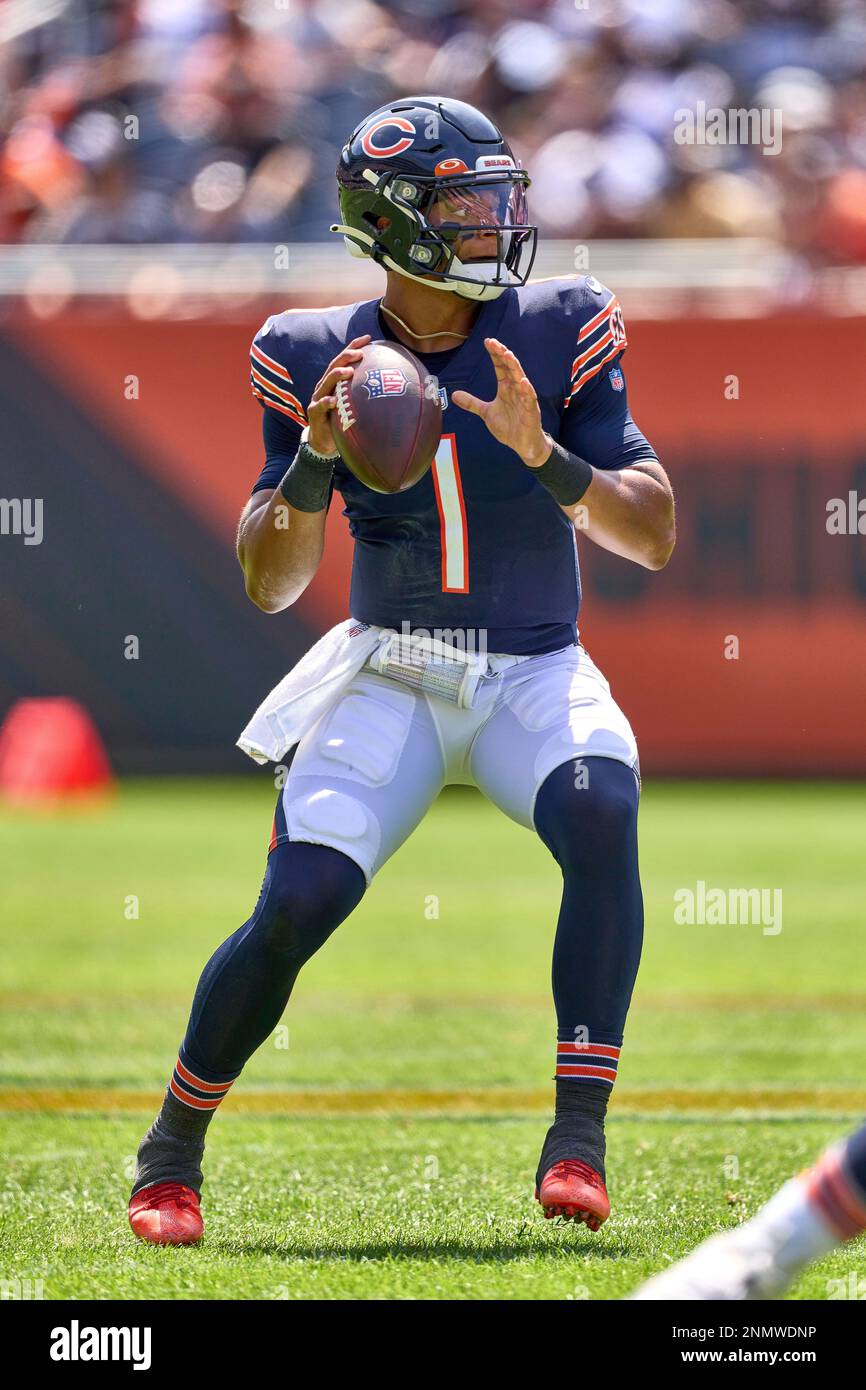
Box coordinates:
[128,1182,204,1246]
[536,1160,610,1231]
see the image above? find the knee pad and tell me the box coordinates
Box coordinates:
[256,838,366,960]
[283,788,380,885]
[534,757,639,866]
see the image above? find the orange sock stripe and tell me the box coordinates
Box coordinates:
[168,1076,224,1110]
[822,1152,866,1234]
[174,1057,234,1094]
[555,1064,618,1082]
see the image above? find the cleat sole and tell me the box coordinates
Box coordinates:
[534,1169,608,1232]
[128,1182,204,1247]
[540,1203,601,1230]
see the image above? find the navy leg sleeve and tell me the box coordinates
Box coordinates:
[534,756,643,1086]
[183,840,366,1078]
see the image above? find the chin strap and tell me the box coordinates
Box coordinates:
[329,222,508,302]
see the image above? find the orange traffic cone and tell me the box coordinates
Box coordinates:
[0,698,114,804]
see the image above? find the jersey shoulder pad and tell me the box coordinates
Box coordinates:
[516,276,627,401]
[560,276,628,403]
[515,274,608,319]
[249,300,369,427]
[249,314,311,428]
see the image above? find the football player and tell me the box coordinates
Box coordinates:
[631,1123,866,1299]
[128,96,674,1246]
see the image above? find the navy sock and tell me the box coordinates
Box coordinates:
[842,1123,866,1201]
[536,1083,609,1187]
[533,757,643,1177]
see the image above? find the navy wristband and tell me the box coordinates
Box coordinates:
[279,442,337,513]
[531,440,594,506]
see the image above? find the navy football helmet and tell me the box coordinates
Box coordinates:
[332,96,537,301]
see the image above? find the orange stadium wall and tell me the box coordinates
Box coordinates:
[9,307,866,776]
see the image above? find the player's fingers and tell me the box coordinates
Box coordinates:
[323,338,370,376]
[334,335,371,362]
[518,376,538,403]
[308,393,336,415]
[451,389,488,416]
[504,352,528,386]
[500,367,532,404]
[486,337,523,386]
[313,364,354,399]
[485,338,511,384]
[495,377,520,408]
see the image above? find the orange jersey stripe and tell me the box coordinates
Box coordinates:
[250,341,293,382]
[252,387,307,430]
[571,328,614,379]
[565,343,621,403]
[578,296,618,342]
[250,366,306,416]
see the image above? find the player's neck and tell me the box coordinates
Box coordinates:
[380,273,480,352]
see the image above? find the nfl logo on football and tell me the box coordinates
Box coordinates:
[364,367,408,399]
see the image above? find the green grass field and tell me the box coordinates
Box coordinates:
[1,777,865,1300]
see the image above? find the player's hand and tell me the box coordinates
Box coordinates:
[307,335,372,455]
[452,338,552,468]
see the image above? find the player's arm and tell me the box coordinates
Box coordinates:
[559,457,674,571]
[238,335,370,612]
[238,482,327,614]
[453,337,675,571]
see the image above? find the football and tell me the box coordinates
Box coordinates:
[332,339,443,493]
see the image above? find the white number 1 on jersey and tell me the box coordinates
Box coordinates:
[431,435,469,593]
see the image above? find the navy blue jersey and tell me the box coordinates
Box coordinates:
[249,276,658,655]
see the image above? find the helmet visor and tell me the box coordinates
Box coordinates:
[424,177,529,265]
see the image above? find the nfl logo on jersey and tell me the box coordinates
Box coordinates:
[608,367,624,392]
[364,367,408,399]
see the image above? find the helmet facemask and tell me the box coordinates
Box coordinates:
[332,167,537,301]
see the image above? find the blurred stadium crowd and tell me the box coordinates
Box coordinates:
[2,0,866,262]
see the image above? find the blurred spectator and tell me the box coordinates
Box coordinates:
[1,0,865,262]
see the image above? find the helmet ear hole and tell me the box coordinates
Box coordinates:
[360,210,390,243]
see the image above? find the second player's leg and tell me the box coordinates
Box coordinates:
[633,1122,866,1300]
